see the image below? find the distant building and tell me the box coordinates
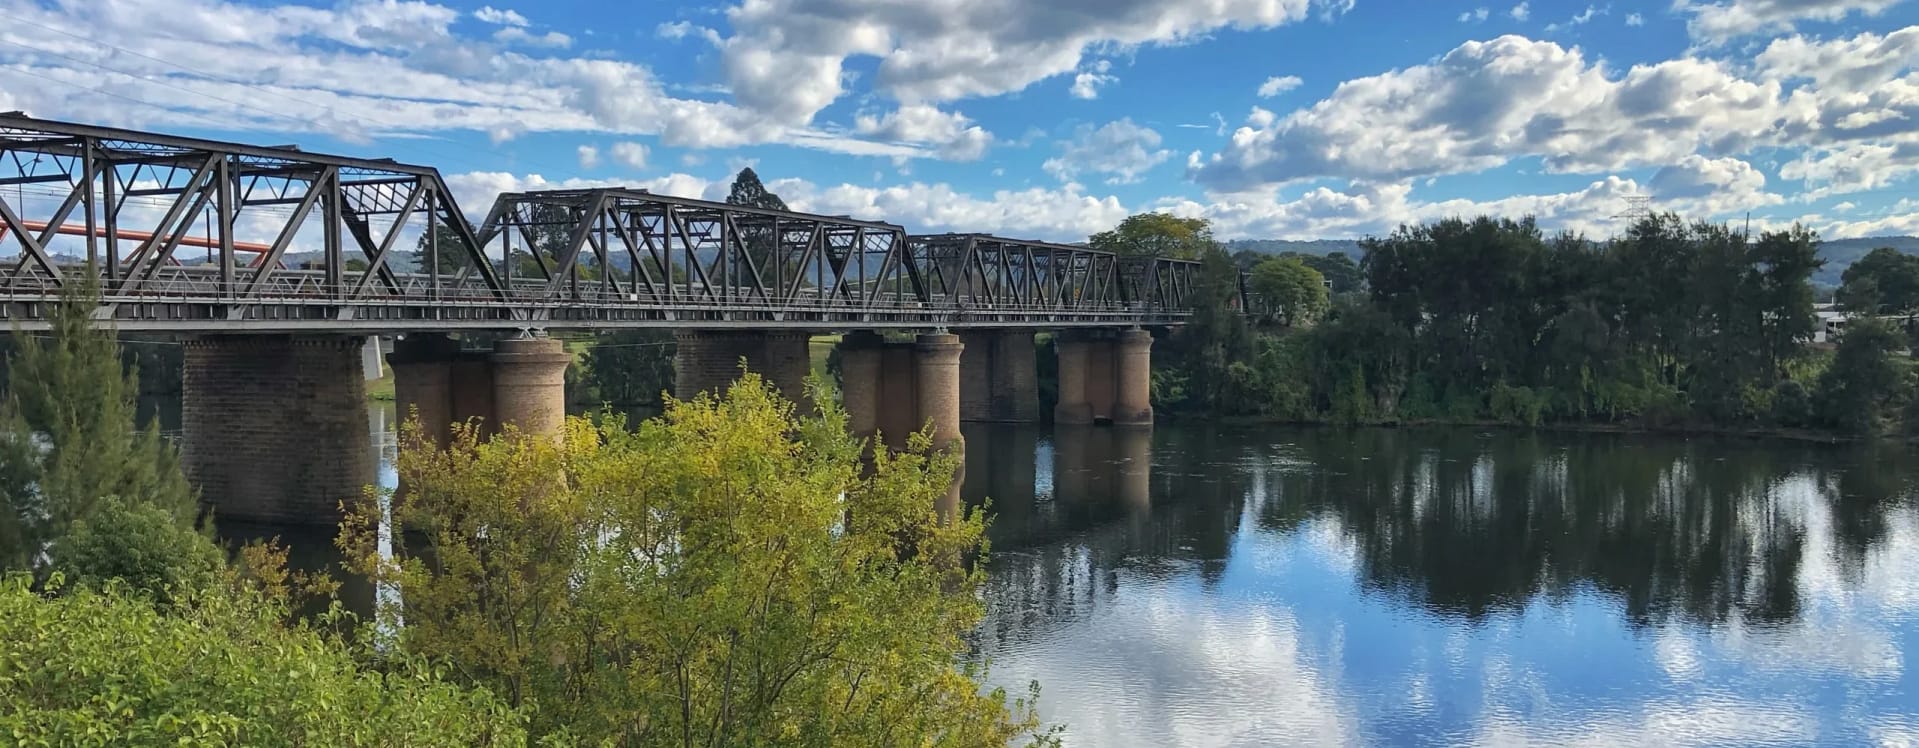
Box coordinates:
[1813,303,1848,344]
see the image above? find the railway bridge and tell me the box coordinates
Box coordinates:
[0,114,1196,523]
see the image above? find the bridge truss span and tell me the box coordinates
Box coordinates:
[0,115,1196,332]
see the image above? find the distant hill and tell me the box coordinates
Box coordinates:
[1812,237,1919,286]
[1223,239,1363,258]
[1227,236,1919,288]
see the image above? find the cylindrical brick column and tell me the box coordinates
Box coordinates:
[1113,328,1154,427]
[387,334,459,448]
[183,335,372,525]
[876,343,919,452]
[1054,336,1094,425]
[759,332,814,415]
[914,333,964,452]
[994,331,1041,422]
[490,337,571,442]
[837,331,883,441]
[957,331,996,422]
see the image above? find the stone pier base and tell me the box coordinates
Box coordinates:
[673,330,813,412]
[387,334,572,446]
[836,332,966,453]
[958,331,1040,423]
[183,335,373,525]
[1055,329,1154,426]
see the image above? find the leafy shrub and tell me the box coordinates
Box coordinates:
[1489,382,1548,427]
[1771,379,1814,428]
[343,375,1054,746]
[47,496,223,606]
[0,576,524,746]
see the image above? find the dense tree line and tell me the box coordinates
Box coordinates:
[1147,213,1917,436]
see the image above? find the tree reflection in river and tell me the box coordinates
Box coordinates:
[200,404,1917,746]
[975,425,1915,632]
[967,423,1918,745]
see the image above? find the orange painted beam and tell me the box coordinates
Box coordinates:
[0,220,284,268]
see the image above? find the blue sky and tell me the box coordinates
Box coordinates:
[4,0,1919,242]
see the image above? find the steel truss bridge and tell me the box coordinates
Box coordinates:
[0,115,1197,332]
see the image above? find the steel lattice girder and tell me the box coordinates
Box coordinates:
[473,188,923,309]
[0,113,502,302]
[0,115,1201,331]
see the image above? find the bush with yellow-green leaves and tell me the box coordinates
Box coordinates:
[0,576,525,747]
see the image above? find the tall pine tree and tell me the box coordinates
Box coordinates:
[725,167,788,211]
[0,270,202,583]
[726,168,792,289]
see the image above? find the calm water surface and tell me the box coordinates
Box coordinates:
[216,404,1919,746]
[964,424,1919,747]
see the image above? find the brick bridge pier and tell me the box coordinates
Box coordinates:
[181,326,1152,525]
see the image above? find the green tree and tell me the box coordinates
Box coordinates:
[1293,252,1363,295]
[47,497,224,607]
[1838,247,1919,317]
[1089,213,1214,260]
[1816,317,1909,433]
[727,168,793,289]
[1248,256,1330,327]
[726,167,790,211]
[0,273,201,586]
[0,576,524,746]
[341,376,1053,746]
[1747,226,1823,376]
[580,329,676,407]
[1156,246,1255,414]
[416,217,477,278]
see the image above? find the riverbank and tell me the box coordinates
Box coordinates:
[1168,412,1911,445]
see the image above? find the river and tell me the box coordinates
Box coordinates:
[211,402,1919,746]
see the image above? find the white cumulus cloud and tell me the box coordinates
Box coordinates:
[1676,0,1905,43]
[1042,118,1173,185]
[1069,60,1117,100]
[1192,35,1811,191]
[610,141,649,170]
[718,0,1348,125]
[854,104,994,161]
[473,5,527,26]
[1258,75,1303,97]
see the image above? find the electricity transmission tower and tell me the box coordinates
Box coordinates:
[1612,195,1652,226]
